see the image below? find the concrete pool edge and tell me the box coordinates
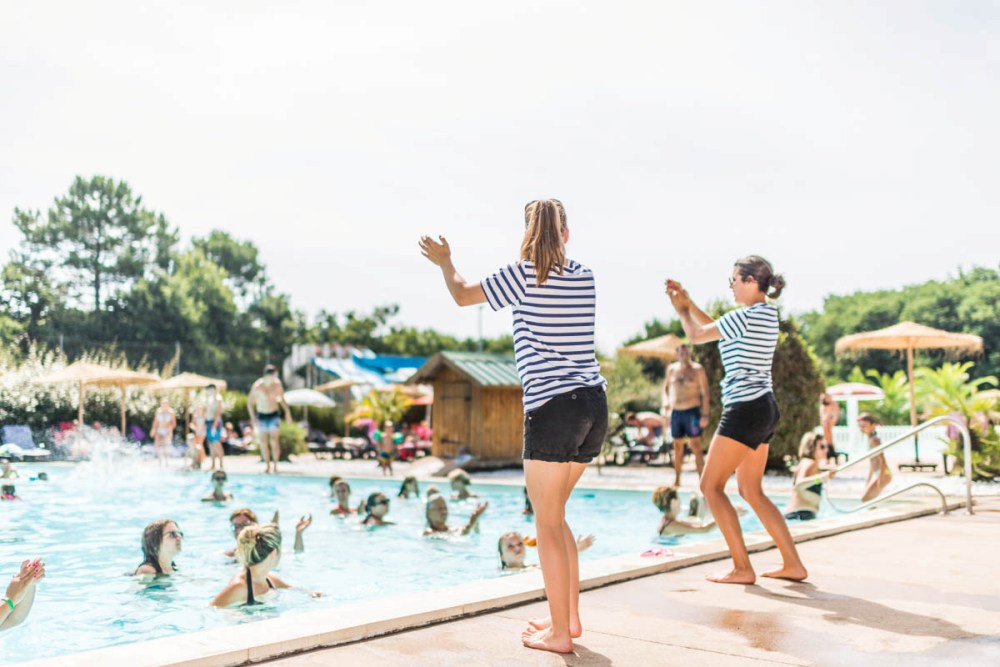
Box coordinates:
[17,496,966,667]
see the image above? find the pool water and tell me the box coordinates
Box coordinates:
[0,462,815,662]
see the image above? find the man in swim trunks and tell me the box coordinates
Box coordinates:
[663,344,710,486]
[246,365,291,474]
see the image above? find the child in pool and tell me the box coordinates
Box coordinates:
[498,531,595,569]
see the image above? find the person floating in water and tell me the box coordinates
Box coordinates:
[134,519,183,577]
[498,531,594,570]
[423,493,487,536]
[666,256,808,584]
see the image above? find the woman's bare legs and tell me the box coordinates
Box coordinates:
[736,443,808,581]
[699,435,756,583]
[520,460,586,653]
[528,461,587,638]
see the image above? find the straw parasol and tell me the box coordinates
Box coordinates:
[150,373,228,434]
[618,334,685,361]
[33,362,161,434]
[315,378,356,392]
[835,321,984,463]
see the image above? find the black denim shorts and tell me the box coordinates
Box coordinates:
[523,386,608,464]
[716,392,780,450]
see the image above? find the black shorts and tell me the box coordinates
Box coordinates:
[523,386,608,464]
[670,407,703,439]
[716,393,780,450]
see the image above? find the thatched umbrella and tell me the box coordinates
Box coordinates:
[835,322,984,463]
[150,373,228,434]
[33,362,161,434]
[618,334,685,361]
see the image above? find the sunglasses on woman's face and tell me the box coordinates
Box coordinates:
[166,530,183,539]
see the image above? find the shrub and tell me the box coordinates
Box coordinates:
[278,421,307,460]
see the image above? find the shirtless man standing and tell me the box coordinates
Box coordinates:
[663,344,710,486]
[246,365,292,474]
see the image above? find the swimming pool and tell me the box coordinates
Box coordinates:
[0,461,819,663]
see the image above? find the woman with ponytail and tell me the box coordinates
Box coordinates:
[419,199,606,654]
[665,256,807,584]
[211,524,320,607]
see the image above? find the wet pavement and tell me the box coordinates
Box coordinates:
[265,497,1000,667]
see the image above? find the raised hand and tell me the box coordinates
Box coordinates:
[665,279,692,313]
[296,514,312,534]
[418,235,452,267]
[576,534,596,552]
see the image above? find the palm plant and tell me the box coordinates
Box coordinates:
[847,367,911,425]
[354,387,413,427]
[916,362,1000,480]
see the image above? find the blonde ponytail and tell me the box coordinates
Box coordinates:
[520,199,567,285]
[236,523,282,567]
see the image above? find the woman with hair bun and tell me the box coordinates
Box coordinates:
[419,199,606,654]
[210,524,320,607]
[666,255,807,584]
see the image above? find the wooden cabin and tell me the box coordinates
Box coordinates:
[407,351,523,462]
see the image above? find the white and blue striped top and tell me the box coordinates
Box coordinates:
[481,259,606,413]
[716,303,779,406]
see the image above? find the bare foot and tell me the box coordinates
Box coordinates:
[521,627,573,654]
[527,616,582,638]
[707,568,756,584]
[762,565,808,581]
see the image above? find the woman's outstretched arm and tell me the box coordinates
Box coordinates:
[419,235,487,307]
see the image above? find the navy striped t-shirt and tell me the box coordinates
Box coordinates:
[481,259,606,412]
[716,303,779,406]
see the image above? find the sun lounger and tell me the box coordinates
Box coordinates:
[0,425,52,462]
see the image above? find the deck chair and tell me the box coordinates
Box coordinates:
[0,425,52,461]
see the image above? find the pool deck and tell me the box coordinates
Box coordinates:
[265,496,1000,667]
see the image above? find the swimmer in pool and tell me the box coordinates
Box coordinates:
[210,524,319,607]
[397,475,419,499]
[448,468,479,500]
[361,492,394,527]
[330,480,359,516]
[227,508,309,557]
[784,432,835,521]
[423,493,487,536]
[498,532,594,570]
[652,486,741,536]
[201,470,234,502]
[134,519,183,576]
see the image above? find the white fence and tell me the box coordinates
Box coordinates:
[832,424,950,464]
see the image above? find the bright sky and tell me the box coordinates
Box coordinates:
[2,1,998,354]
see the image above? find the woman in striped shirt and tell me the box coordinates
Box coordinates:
[666,256,807,584]
[419,199,606,654]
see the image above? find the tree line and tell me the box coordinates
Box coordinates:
[0,175,512,390]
